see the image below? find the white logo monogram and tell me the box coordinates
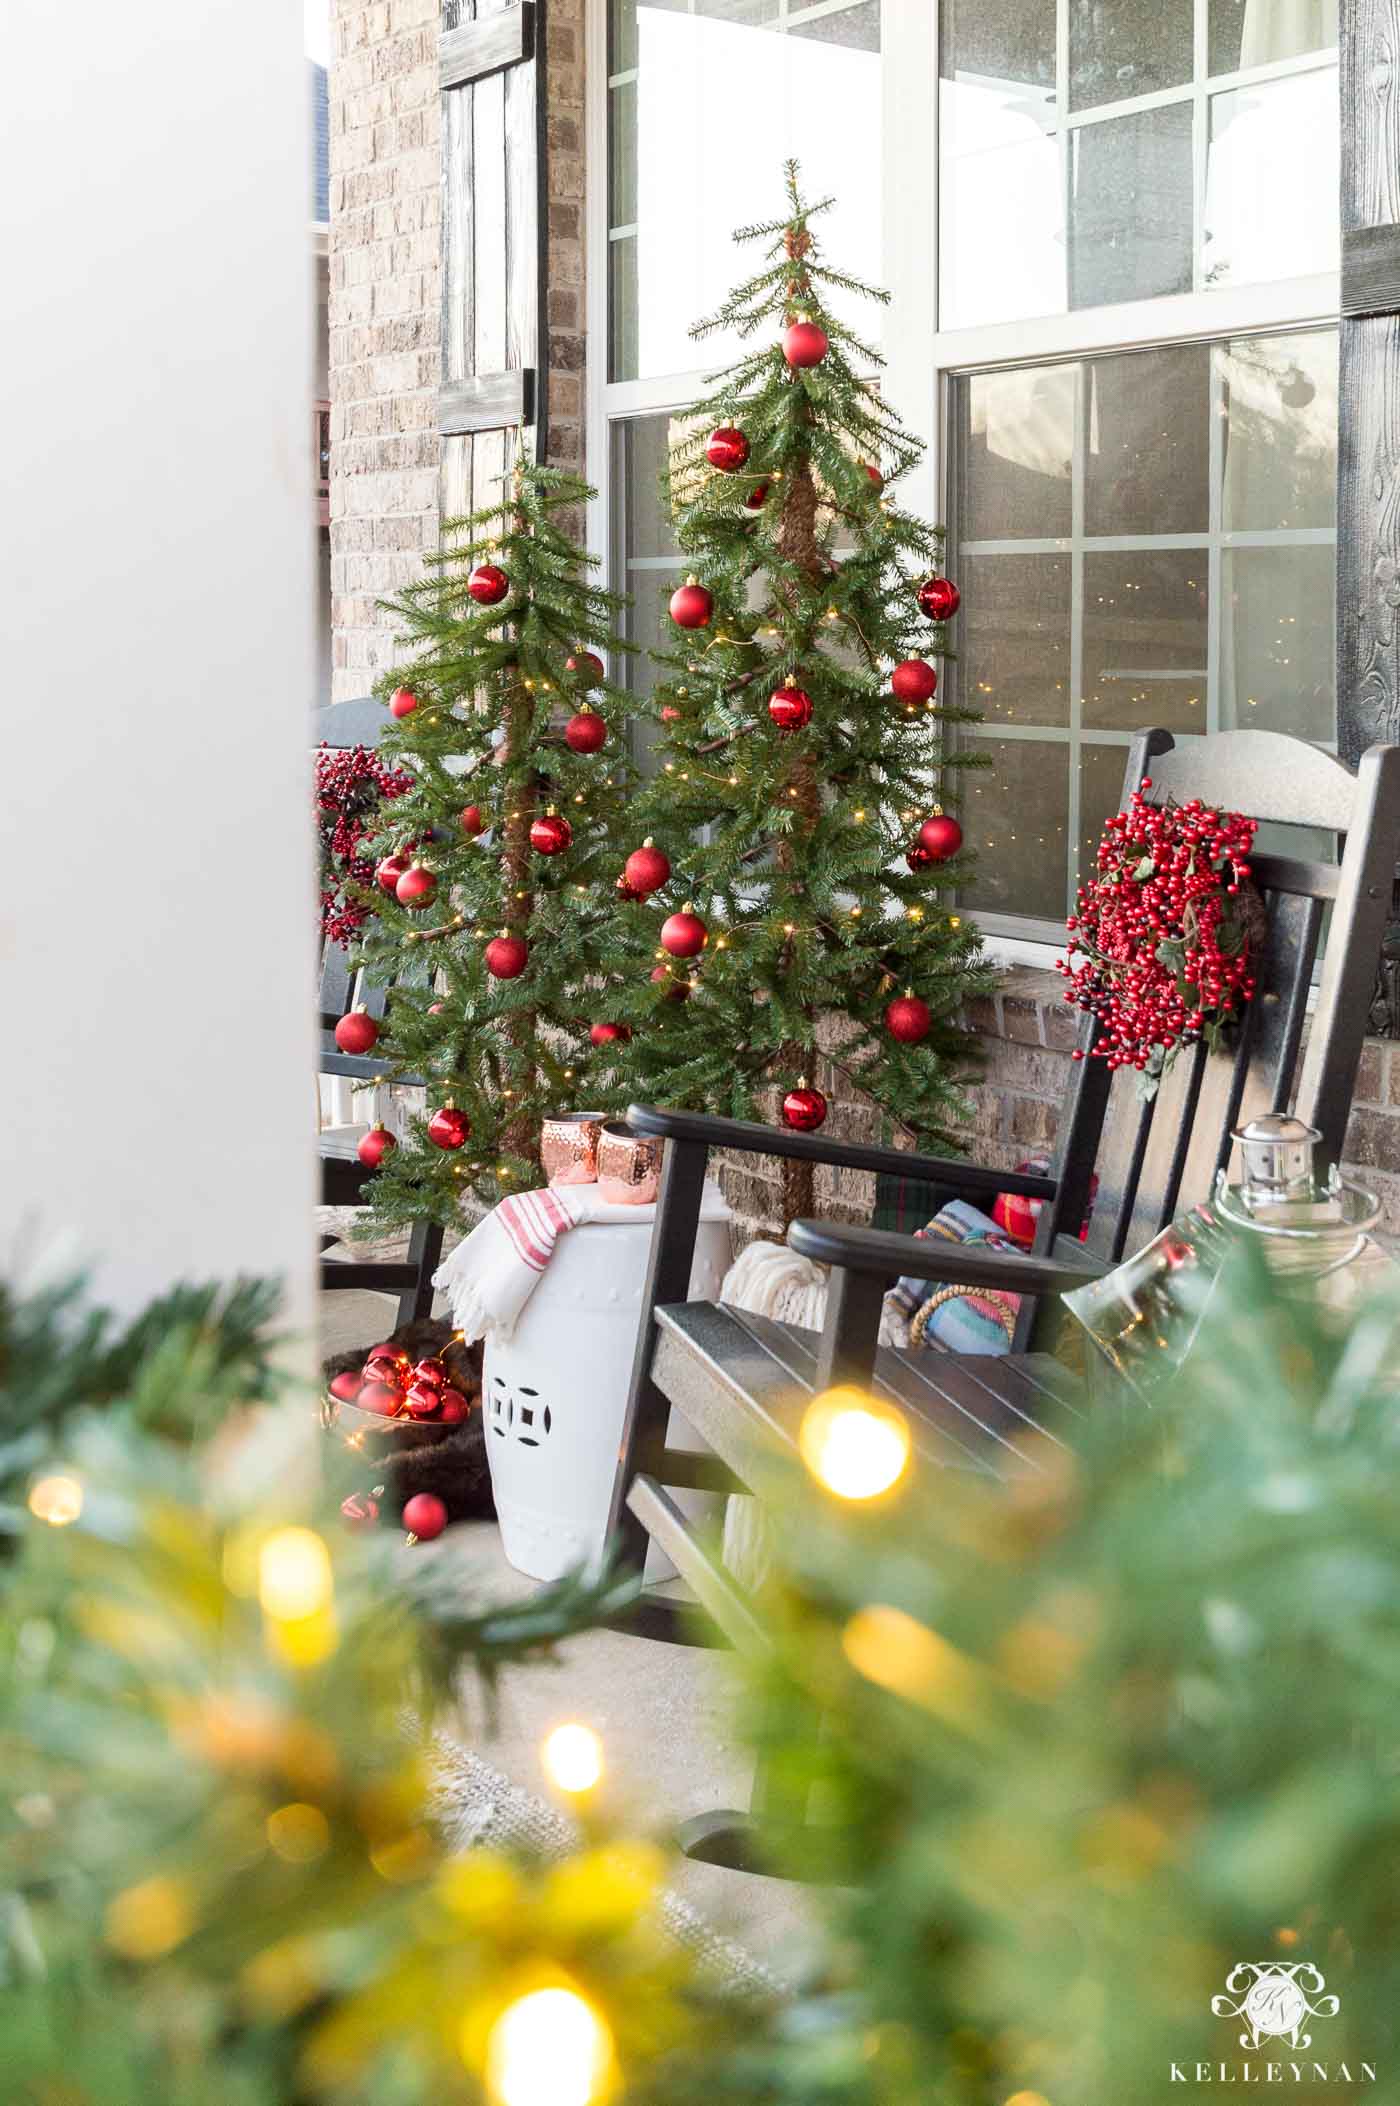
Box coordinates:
[1212,1964,1340,2052]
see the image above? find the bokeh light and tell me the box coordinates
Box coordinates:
[799,1388,911,1499]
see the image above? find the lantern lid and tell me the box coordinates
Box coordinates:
[1233,1114,1320,1148]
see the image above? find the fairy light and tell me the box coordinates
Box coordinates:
[798,1388,911,1501]
[28,1474,82,1527]
[258,1528,332,1621]
[541,1722,604,1795]
[483,1987,614,2106]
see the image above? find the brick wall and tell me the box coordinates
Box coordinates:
[545,0,587,482]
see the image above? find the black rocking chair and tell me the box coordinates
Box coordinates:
[604,726,1400,1872]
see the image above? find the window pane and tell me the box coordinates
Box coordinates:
[621,413,679,562]
[1084,344,1210,536]
[609,2,882,381]
[938,0,1061,331]
[1081,549,1208,732]
[609,237,639,387]
[961,555,1072,727]
[960,739,1071,918]
[1069,102,1194,308]
[1221,544,1335,741]
[1069,0,1193,112]
[960,366,1075,541]
[1204,71,1340,288]
[1209,0,1337,74]
[1220,332,1338,531]
[1077,743,1135,896]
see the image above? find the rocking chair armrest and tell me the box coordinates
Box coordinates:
[788,1218,1101,1298]
[625,1105,1058,1205]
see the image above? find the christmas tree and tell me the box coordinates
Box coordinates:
[601,166,991,1215]
[346,457,637,1225]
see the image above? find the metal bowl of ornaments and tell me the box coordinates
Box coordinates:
[324,1338,475,1454]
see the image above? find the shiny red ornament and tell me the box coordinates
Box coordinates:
[616,873,642,901]
[744,482,770,512]
[660,705,681,723]
[768,682,814,732]
[669,580,713,630]
[340,1491,380,1529]
[395,862,437,909]
[327,1369,362,1405]
[412,1357,448,1389]
[863,461,884,492]
[358,1379,405,1418]
[565,649,604,685]
[886,994,933,1045]
[362,1355,402,1386]
[368,1341,411,1369]
[403,1381,442,1419]
[706,425,750,472]
[437,1388,471,1424]
[783,318,829,368]
[427,1104,471,1150]
[530,812,573,856]
[357,1123,396,1169]
[917,814,963,862]
[467,562,510,606]
[590,1021,631,1046]
[460,804,486,836]
[389,686,419,720]
[565,710,607,754]
[891,658,938,705]
[917,575,960,622]
[660,907,707,959]
[403,1492,448,1541]
[375,852,410,894]
[485,933,529,979]
[905,842,935,872]
[624,841,671,896]
[782,1084,828,1133]
[334,1008,379,1055]
[651,964,690,1001]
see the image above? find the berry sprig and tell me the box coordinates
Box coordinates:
[1057,781,1260,1095]
[316,742,414,944]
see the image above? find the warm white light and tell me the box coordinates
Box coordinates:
[485,1986,614,2106]
[541,1722,604,1794]
[28,1474,82,1527]
[799,1389,911,1501]
[257,1527,332,1620]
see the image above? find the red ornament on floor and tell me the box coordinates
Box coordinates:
[460,804,486,836]
[783,318,829,368]
[590,1021,631,1046]
[395,862,437,908]
[334,1008,379,1055]
[427,1104,471,1150]
[403,1492,448,1542]
[340,1491,380,1529]
[916,575,960,622]
[375,852,410,894]
[768,682,814,732]
[565,710,607,753]
[890,658,938,704]
[669,579,713,630]
[661,906,708,958]
[651,964,690,1001]
[566,649,604,685]
[782,1083,828,1132]
[706,425,750,472]
[624,840,671,896]
[485,933,529,979]
[357,1125,396,1169]
[530,812,573,856]
[916,814,963,862]
[886,993,932,1045]
[389,687,418,720]
[467,562,510,606]
[744,482,770,511]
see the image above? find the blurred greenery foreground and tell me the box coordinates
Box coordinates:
[1,1239,1398,2105]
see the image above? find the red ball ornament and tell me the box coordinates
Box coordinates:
[395,862,437,909]
[427,1104,471,1151]
[460,804,486,836]
[375,852,410,894]
[863,461,884,492]
[404,1380,442,1419]
[744,482,770,512]
[363,1355,402,1386]
[616,873,642,902]
[706,425,750,472]
[651,964,690,1001]
[340,1491,380,1529]
[917,814,963,862]
[565,650,605,686]
[669,579,713,630]
[389,687,419,720]
[906,842,935,872]
[782,1083,828,1133]
[660,705,681,723]
[590,1021,631,1046]
[357,1124,397,1169]
[783,318,830,368]
[890,658,938,705]
[485,933,529,979]
[467,562,510,606]
[437,1388,471,1424]
[565,710,607,754]
[660,907,708,959]
[768,682,814,732]
[358,1379,405,1418]
[327,1369,363,1406]
[917,575,961,623]
[334,1008,379,1055]
[624,840,671,896]
[403,1492,448,1542]
[368,1341,411,1369]
[412,1357,448,1389]
[886,994,933,1045]
[529,812,573,857]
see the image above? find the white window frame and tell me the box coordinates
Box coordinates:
[583,0,1341,966]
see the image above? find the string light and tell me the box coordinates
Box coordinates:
[483,1986,614,2106]
[258,1528,332,1621]
[28,1474,82,1527]
[541,1722,604,1795]
[799,1388,911,1501]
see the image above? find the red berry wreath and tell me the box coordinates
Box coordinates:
[1057,779,1263,1095]
[316,743,415,944]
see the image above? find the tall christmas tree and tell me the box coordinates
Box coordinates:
[344,457,636,1224]
[601,166,991,1216]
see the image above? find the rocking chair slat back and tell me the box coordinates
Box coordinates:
[1018,727,1400,1348]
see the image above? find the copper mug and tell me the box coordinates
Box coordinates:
[540,1111,607,1186]
[595,1120,664,1206]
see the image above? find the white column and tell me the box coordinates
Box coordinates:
[0,0,317,1331]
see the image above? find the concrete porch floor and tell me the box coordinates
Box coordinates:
[321,1277,821,1962]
